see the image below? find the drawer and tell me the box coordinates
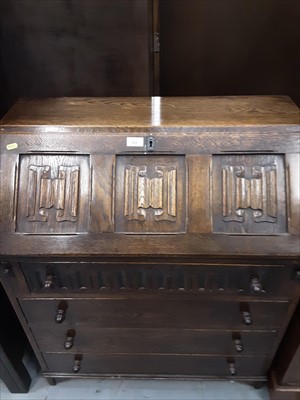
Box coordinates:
[43,353,267,377]
[20,298,289,329]
[32,325,276,356]
[20,261,292,297]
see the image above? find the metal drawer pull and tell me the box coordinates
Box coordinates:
[55,301,68,323]
[228,361,237,376]
[55,309,65,323]
[242,310,252,325]
[232,332,244,353]
[44,273,55,288]
[72,355,82,373]
[234,338,244,353]
[1,262,13,275]
[64,329,76,350]
[250,277,263,293]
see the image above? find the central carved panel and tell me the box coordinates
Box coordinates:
[124,165,177,222]
[116,156,186,233]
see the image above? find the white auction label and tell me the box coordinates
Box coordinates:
[126,137,144,147]
[6,143,18,150]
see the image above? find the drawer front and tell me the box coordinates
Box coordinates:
[32,325,276,356]
[20,298,289,329]
[20,261,292,297]
[43,353,267,377]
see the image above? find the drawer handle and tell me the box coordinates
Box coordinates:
[55,301,68,323]
[72,355,82,373]
[228,361,237,376]
[232,333,244,353]
[44,273,55,289]
[64,329,76,350]
[1,262,13,275]
[55,308,65,323]
[294,269,300,281]
[234,339,244,353]
[242,310,252,325]
[250,277,263,293]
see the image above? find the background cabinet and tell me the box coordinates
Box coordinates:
[159,0,300,104]
[0,0,152,116]
[1,0,299,118]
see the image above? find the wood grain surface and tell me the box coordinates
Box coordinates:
[1,96,299,127]
[1,96,299,383]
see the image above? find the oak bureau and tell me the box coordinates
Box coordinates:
[0,96,299,386]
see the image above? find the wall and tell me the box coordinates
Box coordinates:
[0,0,151,117]
[1,0,299,119]
[160,0,300,105]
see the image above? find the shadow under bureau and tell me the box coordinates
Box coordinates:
[0,96,299,386]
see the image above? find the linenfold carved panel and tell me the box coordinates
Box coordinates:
[222,165,277,223]
[124,165,177,222]
[17,155,90,233]
[116,156,186,233]
[213,155,286,234]
[27,165,79,222]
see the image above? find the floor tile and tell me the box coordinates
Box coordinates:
[0,377,48,400]
[0,375,270,400]
[201,381,269,400]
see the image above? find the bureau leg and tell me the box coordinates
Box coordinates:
[46,377,57,386]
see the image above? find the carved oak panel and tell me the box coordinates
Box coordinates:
[17,155,90,233]
[212,155,287,234]
[115,156,186,233]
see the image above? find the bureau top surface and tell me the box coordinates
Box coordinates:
[1,96,299,129]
